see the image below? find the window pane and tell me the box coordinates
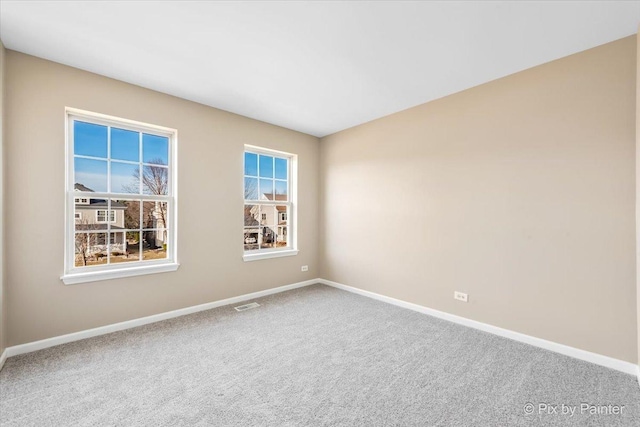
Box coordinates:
[74,232,108,267]
[275,180,287,200]
[108,232,133,263]
[107,199,126,232]
[259,179,273,199]
[115,199,141,229]
[275,157,287,180]
[74,207,83,222]
[260,226,276,249]
[276,226,288,248]
[244,229,259,251]
[74,121,107,158]
[142,164,169,195]
[244,205,259,226]
[143,134,169,165]
[259,205,276,226]
[75,158,107,193]
[244,177,258,200]
[142,201,168,230]
[143,230,168,260]
[244,152,258,176]
[111,128,139,162]
[74,205,102,233]
[259,155,273,178]
[111,162,140,194]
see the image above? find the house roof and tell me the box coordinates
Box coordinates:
[76,200,127,209]
[263,193,287,202]
[74,183,94,192]
[74,183,129,209]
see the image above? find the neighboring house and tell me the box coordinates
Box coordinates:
[244,193,288,247]
[74,184,167,260]
[145,201,167,249]
[74,183,127,255]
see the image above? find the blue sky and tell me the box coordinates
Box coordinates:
[244,152,288,199]
[74,121,168,193]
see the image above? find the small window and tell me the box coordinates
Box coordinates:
[243,146,296,261]
[63,108,178,284]
[96,210,115,223]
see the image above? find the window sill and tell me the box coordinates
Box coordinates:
[61,262,180,285]
[243,249,298,262]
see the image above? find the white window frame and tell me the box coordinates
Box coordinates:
[62,108,179,285]
[243,145,298,262]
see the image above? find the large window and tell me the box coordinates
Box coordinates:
[63,108,178,284]
[243,146,297,261]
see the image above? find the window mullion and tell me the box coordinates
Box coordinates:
[107,198,111,264]
[139,131,143,196]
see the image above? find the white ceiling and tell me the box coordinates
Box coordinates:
[1,1,639,137]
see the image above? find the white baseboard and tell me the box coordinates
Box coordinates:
[318,279,638,377]
[4,277,639,380]
[5,279,319,358]
[0,348,7,372]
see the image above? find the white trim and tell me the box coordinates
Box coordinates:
[5,279,319,358]
[65,107,175,135]
[243,249,298,262]
[244,144,295,158]
[318,279,638,376]
[61,262,180,285]
[0,349,7,372]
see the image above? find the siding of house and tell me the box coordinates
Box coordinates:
[75,206,125,229]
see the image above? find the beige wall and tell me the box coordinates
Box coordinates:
[0,40,5,356]
[320,36,637,363]
[4,51,319,346]
[637,26,640,369]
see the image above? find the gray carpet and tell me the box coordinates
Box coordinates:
[1,284,639,426]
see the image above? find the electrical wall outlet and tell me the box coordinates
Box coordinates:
[301,265,309,272]
[454,291,468,302]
